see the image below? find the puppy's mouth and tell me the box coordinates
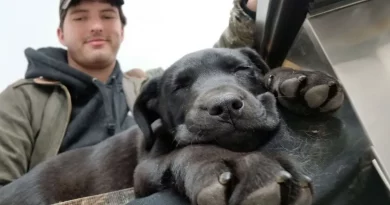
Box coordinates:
[174,92,280,152]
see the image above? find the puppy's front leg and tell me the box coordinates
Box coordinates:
[169,146,313,205]
[168,146,245,205]
[132,146,234,203]
[133,155,172,198]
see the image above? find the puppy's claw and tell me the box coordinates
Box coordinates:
[299,175,312,188]
[298,75,307,82]
[328,81,336,87]
[276,171,292,183]
[219,172,232,185]
[240,182,281,205]
[266,75,275,89]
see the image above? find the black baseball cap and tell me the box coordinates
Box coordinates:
[60,0,124,11]
[58,0,126,27]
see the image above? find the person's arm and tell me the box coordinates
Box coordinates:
[213,0,257,48]
[0,84,34,188]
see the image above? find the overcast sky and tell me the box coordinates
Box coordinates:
[0,0,233,91]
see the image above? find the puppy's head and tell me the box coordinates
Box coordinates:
[133,47,281,152]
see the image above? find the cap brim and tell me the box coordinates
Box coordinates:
[61,0,124,10]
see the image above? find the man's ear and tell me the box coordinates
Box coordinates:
[239,47,271,74]
[57,27,66,46]
[133,76,161,150]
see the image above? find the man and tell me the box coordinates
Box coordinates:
[0,0,258,204]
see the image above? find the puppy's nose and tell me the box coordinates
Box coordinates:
[208,94,244,117]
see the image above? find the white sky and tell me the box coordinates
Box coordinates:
[0,0,233,91]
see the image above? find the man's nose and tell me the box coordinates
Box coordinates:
[89,18,104,33]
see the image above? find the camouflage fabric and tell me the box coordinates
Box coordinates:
[214,0,256,48]
[53,188,135,205]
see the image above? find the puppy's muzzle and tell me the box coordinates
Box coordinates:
[207,93,244,120]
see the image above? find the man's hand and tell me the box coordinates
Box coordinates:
[246,0,257,12]
[126,68,147,79]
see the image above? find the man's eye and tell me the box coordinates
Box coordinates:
[73,16,86,21]
[103,15,115,19]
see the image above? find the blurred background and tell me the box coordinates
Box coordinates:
[0,0,233,91]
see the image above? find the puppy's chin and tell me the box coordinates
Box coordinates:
[174,124,276,152]
[174,92,281,152]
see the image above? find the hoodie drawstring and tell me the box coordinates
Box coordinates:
[92,77,116,136]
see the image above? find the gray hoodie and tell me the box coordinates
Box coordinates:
[24,47,136,152]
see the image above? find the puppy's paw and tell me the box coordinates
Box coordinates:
[185,150,313,205]
[239,171,312,205]
[228,153,313,205]
[265,67,344,115]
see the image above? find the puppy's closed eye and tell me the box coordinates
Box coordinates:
[173,75,192,93]
[233,65,260,80]
[232,65,252,73]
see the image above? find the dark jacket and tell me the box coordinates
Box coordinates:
[24,47,136,152]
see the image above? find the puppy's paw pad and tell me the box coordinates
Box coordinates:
[319,90,344,112]
[292,192,313,205]
[240,182,281,205]
[304,84,330,108]
[197,180,227,205]
[280,76,306,97]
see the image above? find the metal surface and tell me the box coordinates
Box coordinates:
[280,24,390,204]
[308,0,369,16]
[253,0,390,202]
[253,0,270,57]
[253,0,390,203]
[303,0,390,191]
[254,0,311,68]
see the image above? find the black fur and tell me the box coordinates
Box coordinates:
[0,126,145,205]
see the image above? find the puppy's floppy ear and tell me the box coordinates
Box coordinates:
[239,47,271,74]
[133,76,161,150]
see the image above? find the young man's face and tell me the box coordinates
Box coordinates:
[57,1,124,68]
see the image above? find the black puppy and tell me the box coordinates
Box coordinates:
[132,47,344,205]
[0,47,343,205]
